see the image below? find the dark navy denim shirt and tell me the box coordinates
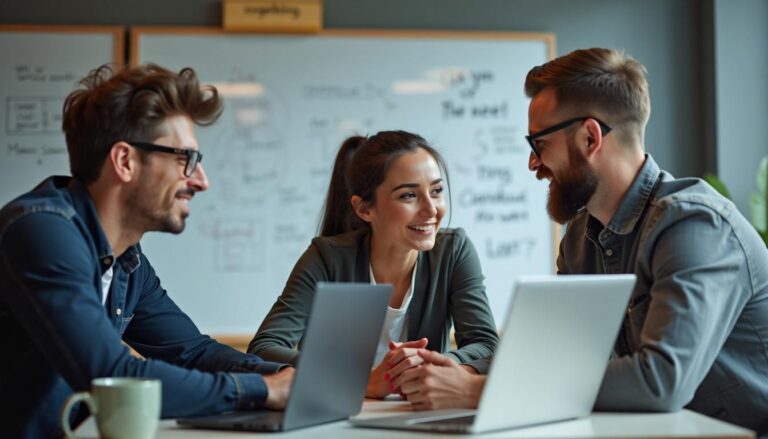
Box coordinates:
[0,177,283,438]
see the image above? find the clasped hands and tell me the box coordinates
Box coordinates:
[366,338,485,410]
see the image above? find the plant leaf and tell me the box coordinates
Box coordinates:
[749,157,767,232]
[703,174,732,200]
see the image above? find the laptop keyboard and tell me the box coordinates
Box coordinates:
[177,410,284,432]
[419,415,475,425]
[416,414,476,432]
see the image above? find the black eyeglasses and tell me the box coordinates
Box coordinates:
[129,142,203,178]
[525,117,612,158]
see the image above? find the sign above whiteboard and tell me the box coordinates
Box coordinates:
[222,0,323,33]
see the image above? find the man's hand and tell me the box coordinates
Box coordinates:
[393,349,485,410]
[366,338,428,398]
[262,367,295,410]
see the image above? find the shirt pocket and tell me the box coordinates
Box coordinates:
[118,314,134,335]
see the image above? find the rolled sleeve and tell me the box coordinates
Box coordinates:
[461,358,491,375]
[231,358,287,375]
[229,373,270,410]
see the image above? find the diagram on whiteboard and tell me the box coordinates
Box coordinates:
[132,32,554,333]
[1,31,121,207]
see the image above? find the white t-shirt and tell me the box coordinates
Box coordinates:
[371,262,417,366]
[101,265,114,305]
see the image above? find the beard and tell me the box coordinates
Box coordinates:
[125,170,189,235]
[541,137,598,224]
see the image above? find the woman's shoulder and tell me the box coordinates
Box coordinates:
[437,226,468,238]
[432,227,472,255]
[310,228,368,254]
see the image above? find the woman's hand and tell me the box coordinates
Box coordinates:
[366,338,428,398]
[393,349,486,410]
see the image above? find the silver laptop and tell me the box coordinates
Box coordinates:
[351,274,635,434]
[177,282,392,432]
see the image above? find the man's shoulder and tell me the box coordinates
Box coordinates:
[655,172,730,207]
[651,172,738,223]
[647,173,765,255]
[0,177,76,238]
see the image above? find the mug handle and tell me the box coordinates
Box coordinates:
[60,392,97,438]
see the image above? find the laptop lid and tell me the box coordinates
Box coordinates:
[351,274,634,434]
[472,274,635,432]
[282,282,391,430]
[178,282,391,432]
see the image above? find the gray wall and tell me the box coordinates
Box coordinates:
[714,0,768,215]
[3,0,765,212]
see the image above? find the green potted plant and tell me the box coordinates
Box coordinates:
[704,156,768,247]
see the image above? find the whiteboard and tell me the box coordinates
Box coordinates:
[0,25,124,206]
[131,29,556,335]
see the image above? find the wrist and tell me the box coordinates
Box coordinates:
[467,374,486,408]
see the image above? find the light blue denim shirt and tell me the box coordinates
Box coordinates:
[558,155,768,433]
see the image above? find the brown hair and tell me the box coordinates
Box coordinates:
[319,130,450,237]
[525,48,650,144]
[62,63,222,183]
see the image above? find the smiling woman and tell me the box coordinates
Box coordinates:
[248,130,499,402]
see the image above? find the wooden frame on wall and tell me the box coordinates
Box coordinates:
[1,24,125,66]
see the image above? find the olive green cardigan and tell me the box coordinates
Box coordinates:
[248,227,498,373]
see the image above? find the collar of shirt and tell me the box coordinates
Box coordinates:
[586,154,661,241]
[369,258,418,312]
[65,177,141,275]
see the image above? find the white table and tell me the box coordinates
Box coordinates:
[76,399,756,438]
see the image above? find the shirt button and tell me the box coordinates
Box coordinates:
[116,308,122,316]
[605,249,613,257]
[102,257,111,266]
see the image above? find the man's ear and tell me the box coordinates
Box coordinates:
[583,118,605,159]
[108,141,139,183]
[351,195,373,223]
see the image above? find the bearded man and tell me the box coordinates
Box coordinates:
[524,47,768,433]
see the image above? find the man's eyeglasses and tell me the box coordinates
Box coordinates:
[129,142,203,178]
[525,117,612,158]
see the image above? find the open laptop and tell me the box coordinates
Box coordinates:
[351,274,635,434]
[177,282,391,432]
